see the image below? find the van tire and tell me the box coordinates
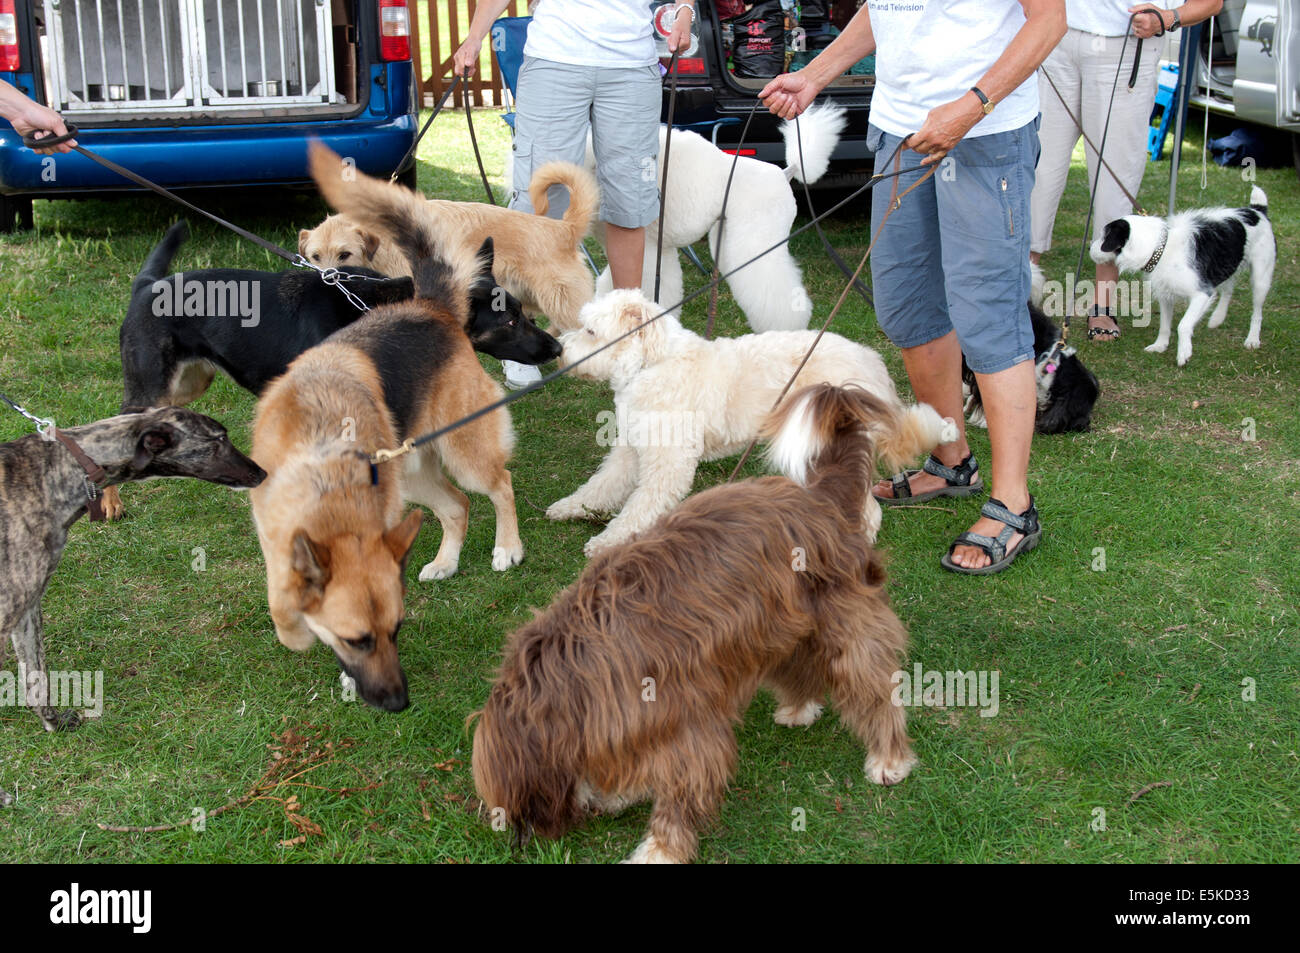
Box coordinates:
[0,195,34,233]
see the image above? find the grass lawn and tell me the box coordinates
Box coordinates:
[0,109,1297,864]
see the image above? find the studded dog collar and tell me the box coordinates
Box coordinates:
[1141,226,1169,273]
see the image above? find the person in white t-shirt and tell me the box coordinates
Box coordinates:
[455,1,691,386]
[1030,1,1221,342]
[761,2,1066,575]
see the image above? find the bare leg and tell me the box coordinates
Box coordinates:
[606,223,647,291]
[1091,262,1121,338]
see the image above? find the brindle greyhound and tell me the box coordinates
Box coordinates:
[0,406,264,805]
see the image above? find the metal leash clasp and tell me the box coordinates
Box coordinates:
[292,255,371,312]
[370,438,415,466]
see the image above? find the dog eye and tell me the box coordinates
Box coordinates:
[338,251,351,261]
[586,329,595,336]
[311,253,321,262]
[344,633,374,651]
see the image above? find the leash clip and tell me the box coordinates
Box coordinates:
[370,438,415,465]
[293,256,371,312]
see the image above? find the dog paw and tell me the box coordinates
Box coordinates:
[100,486,124,521]
[1244,335,1261,350]
[545,497,586,521]
[865,751,916,786]
[583,533,620,558]
[1176,343,1193,366]
[622,833,680,865]
[1145,341,1168,354]
[774,700,824,727]
[491,545,523,571]
[418,559,459,581]
[41,708,82,732]
[0,789,13,807]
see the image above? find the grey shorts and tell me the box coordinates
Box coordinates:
[867,119,1040,375]
[510,56,661,229]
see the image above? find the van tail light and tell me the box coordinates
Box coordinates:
[668,57,706,75]
[0,0,21,72]
[379,0,411,62]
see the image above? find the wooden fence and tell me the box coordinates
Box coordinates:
[410,0,529,109]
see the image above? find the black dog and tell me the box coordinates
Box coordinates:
[119,221,561,411]
[963,302,1100,434]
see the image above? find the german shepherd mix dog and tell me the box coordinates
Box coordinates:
[473,385,916,863]
[106,221,559,520]
[247,142,527,712]
[1,407,264,804]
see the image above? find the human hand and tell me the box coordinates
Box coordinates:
[10,101,76,154]
[667,3,694,54]
[758,73,819,120]
[452,34,484,78]
[1128,5,1171,39]
[908,93,984,165]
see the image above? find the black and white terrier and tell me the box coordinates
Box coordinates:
[1090,187,1276,366]
[963,301,1101,434]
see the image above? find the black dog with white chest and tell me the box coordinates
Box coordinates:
[963,301,1100,434]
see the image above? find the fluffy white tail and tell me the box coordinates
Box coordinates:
[781,103,847,185]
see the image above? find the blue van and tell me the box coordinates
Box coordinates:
[0,0,418,231]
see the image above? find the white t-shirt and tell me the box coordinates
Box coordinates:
[866,0,1039,138]
[1067,1,1136,37]
[525,0,658,68]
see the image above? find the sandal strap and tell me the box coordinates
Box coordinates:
[890,471,913,499]
[922,452,978,486]
[949,529,1006,562]
[981,496,1039,534]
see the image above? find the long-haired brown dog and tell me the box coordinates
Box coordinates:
[249,143,526,712]
[298,162,598,331]
[472,384,917,863]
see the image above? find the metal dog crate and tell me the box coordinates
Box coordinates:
[40,0,338,117]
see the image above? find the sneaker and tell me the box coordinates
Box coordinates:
[502,359,543,390]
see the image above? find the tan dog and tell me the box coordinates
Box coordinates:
[298,162,599,331]
[250,143,527,711]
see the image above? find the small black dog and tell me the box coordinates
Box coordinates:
[963,302,1100,434]
[119,221,561,411]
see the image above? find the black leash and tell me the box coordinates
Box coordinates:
[1068,9,1160,343]
[390,74,463,185]
[368,135,923,465]
[653,50,681,302]
[461,70,497,205]
[707,100,758,339]
[21,125,381,311]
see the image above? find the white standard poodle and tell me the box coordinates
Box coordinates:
[505,105,846,333]
[548,289,958,555]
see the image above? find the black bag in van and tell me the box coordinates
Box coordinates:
[731,1,786,78]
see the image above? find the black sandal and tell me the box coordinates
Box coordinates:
[876,452,982,506]
[1087,305,1120,341]
[941,497,1042,575]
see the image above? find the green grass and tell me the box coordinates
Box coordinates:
[1,110,1297,864]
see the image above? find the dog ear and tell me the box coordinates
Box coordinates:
[360,229,381,262]
[298,229,311,254]
[474,237,496,278]
[384,510,424,573]
[291,530,332,607]
[628,300,668,363]
[130,423,179,470]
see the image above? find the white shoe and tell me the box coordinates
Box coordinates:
[502,360,543,390]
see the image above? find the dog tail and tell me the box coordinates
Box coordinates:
[307,140,473,302]
[1249,186,1269,217]
[781,103,847,185]
[529,161,599,244]
[132,221,189,295]
[764,384,957,516]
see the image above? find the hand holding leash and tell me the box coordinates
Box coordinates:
[759,73,820,120]
[909,93,986,165]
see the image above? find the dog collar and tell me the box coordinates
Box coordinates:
[52,428,108,522]
[1141,226,1169,273]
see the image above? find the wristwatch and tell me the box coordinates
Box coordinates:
[1169,8,1182,30]
[970,86,994,116]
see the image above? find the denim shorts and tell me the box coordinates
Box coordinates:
[867,118,1039,374]
[510,56,661,229]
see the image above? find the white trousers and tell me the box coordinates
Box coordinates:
[1030,27,1160,254]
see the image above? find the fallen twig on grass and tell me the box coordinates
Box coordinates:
[97,720,379,835]
[1128,780,1173,804]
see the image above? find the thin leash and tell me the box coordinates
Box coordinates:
[365,135,925,468]
[654,50,681,303]
[462,69,498,205]
[726,137,935,482]
[1,390,109,521]
[390,73,464,185]
[21,127,382,312]
[706,99,758,339]
[1067,9,1162,344]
